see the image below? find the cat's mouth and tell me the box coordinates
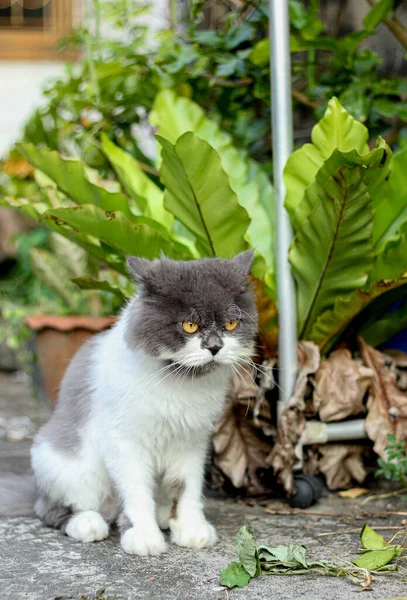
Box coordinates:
[166,360,218,377]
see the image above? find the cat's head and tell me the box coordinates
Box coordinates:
[124,252,258,374]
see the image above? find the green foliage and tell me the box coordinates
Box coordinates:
[3,93,407,355]
[352,523,403,571]
[220,525,400,590]
[2,0,407,358]
[376,434,407,490]
[9,0,407,170]
[290,166,374,338]
[284,97,369,227]
[158,132,250,258]
[285,99,407,352]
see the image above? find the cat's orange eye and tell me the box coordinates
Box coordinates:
[183,321,199,334]
[224,319,238,331]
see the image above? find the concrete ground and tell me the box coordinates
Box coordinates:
[1,371,406,600]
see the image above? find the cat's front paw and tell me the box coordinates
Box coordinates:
[170,516,217,549]
[121,525,168,556]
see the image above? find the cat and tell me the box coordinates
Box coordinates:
[0,252,258,556]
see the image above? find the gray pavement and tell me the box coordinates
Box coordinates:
[1,371,406,600]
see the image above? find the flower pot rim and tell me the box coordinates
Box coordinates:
[25,314,117,333]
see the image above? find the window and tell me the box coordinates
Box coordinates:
[0,0,77,60]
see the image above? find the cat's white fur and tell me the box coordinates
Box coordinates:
[31,300,252,555]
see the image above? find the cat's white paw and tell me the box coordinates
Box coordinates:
[156,503,171,530]
[170,516,217,549]
[121,525,168,556]
[65,511,109,543]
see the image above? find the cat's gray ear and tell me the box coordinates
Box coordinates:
[126,256,152,282]
[232,250,254,278]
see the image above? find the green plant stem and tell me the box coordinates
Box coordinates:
[84,30,101,103]
[169,0,177,30]
[93,0,101,47]
[307,49,316,93]
[366,0,407,51]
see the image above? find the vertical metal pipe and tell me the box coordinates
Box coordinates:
[269,0,298,404]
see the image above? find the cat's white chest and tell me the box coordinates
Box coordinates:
[94,328,231,456]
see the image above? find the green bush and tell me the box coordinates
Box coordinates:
[2,93,407,355]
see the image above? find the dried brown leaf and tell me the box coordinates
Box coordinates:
[338,487,370,499]
[318,444,367,490]
[359,338,407,459]
[384,349,407,391]
[267,341,320,494]
[313,349,372,421]
[213,369,273,493]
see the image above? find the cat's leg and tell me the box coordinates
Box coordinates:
[165,447,217,549]
[32,439,110,543]
[155,484,174,530]
[104,440,167,556]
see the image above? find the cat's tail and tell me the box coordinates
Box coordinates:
[0,472,36,516]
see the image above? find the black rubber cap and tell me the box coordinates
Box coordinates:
[288,474,320,508]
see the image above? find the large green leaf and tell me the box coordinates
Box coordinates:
[158,132,250,258]
[17,143,132,219]
[353,547,396,570]
[374,146,407,251]
[284,97,369,225]
[150,90,242,180]
[294,140,391,228]
[43,204,184,260]
[101,134,173,229]
[0,194,127,273]
[150,90,275,292]
[0,195,48,221]
[290,165,374,338]
[309,277,407,352]
[367,226,407,285]
[72,274,132,300]
[360,524,388,550]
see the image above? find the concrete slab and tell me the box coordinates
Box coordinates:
[0,372,406,600]
[1,495,406,600]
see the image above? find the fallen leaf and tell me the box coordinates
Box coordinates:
[233,526,260,577]
[318,444,367,490]
[219,561,251,588]
[213,396,272,493]
[383,349,407,391]
[360,523,387,550]
[258,543,308,568]
[338,488,370,499]
[221,524,399,591]
[353,547,396,569]
[267,341,320,494]
[213,366,274,493]
[313,349,372,421]
[359,338,407,459]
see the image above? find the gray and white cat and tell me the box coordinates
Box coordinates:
[2,252,258,556]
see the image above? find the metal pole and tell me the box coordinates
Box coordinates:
[269,0,298,406]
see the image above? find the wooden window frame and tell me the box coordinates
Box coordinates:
[0,0,77,61]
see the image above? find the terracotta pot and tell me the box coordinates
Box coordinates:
[25,315,116,405]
